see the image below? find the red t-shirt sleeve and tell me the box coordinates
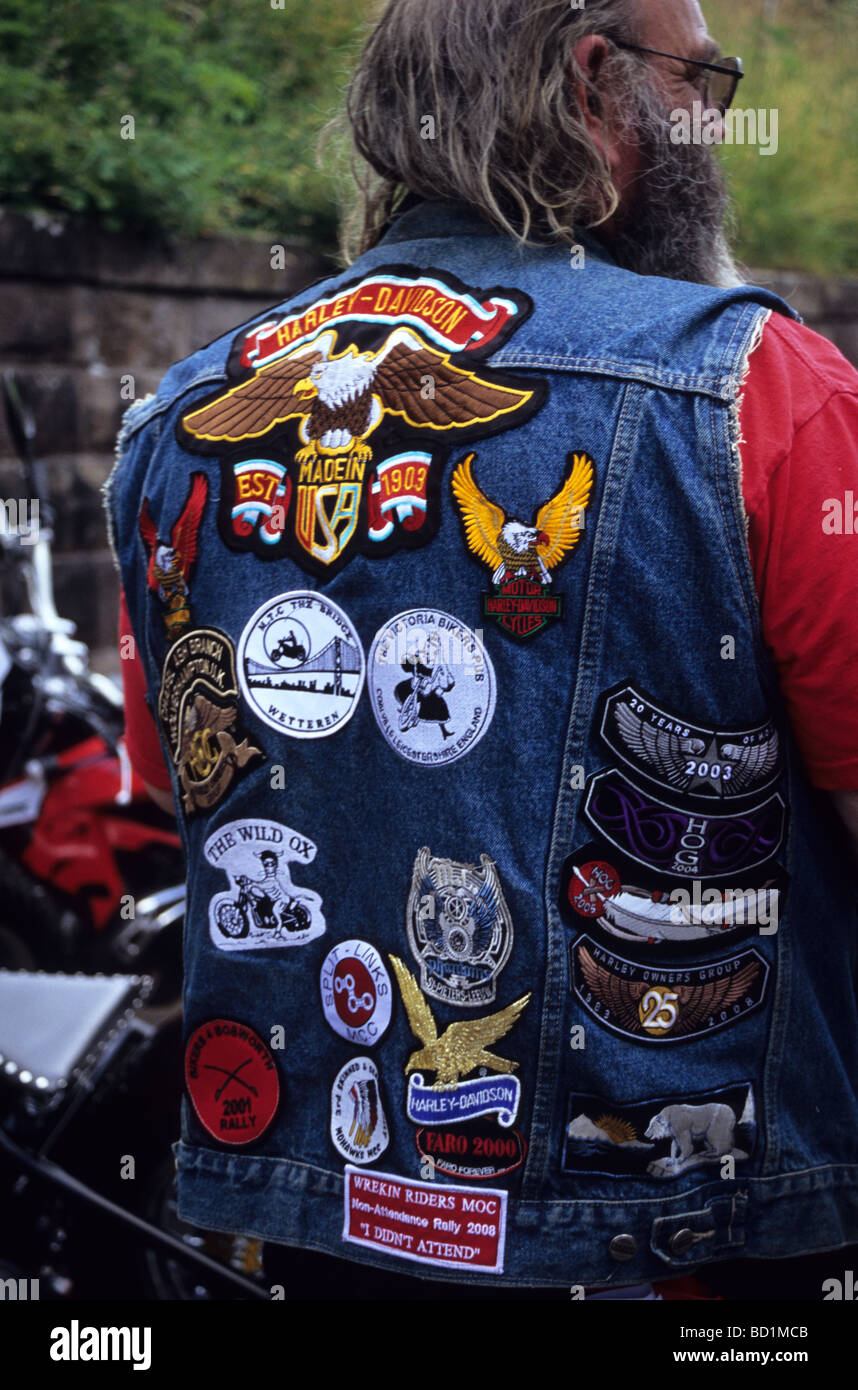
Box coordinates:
[740,312,858,790]
[118,587,173,792]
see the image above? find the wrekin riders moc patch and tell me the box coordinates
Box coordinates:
[175,265,547,577]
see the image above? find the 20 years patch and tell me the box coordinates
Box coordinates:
[598,684,781,801]
[184,1019,280,1146]
[369,609,496,766]
[238,591,365,739]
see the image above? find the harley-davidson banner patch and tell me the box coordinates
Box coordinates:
[175,264,546,577]
[451,449,595,640]
[570,935,770,1043]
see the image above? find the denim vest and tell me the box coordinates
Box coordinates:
[105,199,858,1288]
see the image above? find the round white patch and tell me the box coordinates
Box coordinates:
[330,1056,389,1166]
[238,591,365,739]
[368,609,496,766]
[320,940,392,1046]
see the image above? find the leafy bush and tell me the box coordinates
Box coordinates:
[0,0,371,250]
[1,0,855,273]
[706,0,858,273]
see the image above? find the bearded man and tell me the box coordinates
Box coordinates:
[107,0,858,1301]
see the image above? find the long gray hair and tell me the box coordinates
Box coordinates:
[340,0,639,259]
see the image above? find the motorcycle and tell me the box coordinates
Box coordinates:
[0,374,185,995]
[0,967,268,1301]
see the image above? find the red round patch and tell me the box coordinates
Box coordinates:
[332,957,376,1029]
[567,860,621,917]
[184,1019,280,1147]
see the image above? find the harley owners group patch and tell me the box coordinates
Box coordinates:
[175,265,546,577]
[570,935,769,1042]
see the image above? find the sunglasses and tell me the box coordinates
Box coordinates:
[612,41,744,116]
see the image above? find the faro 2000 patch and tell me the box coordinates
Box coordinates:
[204,818,325,951]
[184,1019,280,1146]
[320,940,392,1046]
[368,609,496,766]
[330,1056,389,1166]
[238,591,365,739]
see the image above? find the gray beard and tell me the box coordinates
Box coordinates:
[606,81,745,288]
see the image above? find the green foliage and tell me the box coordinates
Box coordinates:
[0,0,855,273]
[0,0,372,249]
[705,0,858,273]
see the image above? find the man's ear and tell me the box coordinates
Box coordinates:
[571,34,614,166]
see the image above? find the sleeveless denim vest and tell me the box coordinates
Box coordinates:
[105,199,858,1288]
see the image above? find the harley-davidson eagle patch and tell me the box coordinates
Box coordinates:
[176,265,546,577]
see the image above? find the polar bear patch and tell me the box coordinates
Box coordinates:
[645,1098,751,1177]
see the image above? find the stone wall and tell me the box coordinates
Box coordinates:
[0,210,334,669]
[0,208,856,671]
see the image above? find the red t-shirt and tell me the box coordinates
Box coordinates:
[118,311,858,794]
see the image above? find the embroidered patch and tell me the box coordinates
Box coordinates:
[139,473,208,643]
[416,1120,527,1181]
[320,940,392,1046]
[571,935,769,1043]
[584,769,786,879]
[237,591,365,739]
[343,1166,508,1273]
[368,609,496,766]
[330,1057,390,1166]
[599,684,781,801]
[406,846,513,1008]
[451,450,595,641]
[390,955,529,1127]
[176,264,546,577]
[562,1083,755,1179]
[184,1018,279,1146]
[157,628,263,815]
[559,843,782,947]
[204,818,325,951]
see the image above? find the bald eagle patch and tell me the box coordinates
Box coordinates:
[176,265,546,577]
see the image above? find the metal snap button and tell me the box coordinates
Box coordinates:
[609,1233,637,1262]
[669,1228,696,1256]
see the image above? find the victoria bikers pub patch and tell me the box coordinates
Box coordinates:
[175,265,547,577]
